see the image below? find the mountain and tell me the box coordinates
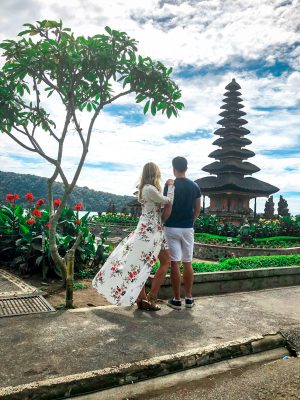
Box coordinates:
[0,171,134,212]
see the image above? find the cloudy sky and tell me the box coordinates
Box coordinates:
[0,0,299,214]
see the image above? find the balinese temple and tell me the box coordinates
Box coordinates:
[195,78,279,224]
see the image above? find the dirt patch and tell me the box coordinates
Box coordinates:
[20,274,110,309]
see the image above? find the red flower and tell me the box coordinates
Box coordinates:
[25,192,34,202]
[75,219,81,225]
[45,223,50,229]
[35,199,45,207]
[14,194,19,200]
[73,202,83,211]
[53,198,61,208]
[32,209,42,218]
[26,218,35,225]
[5,194,15,202]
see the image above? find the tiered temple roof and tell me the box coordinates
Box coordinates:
[196,79,279,196]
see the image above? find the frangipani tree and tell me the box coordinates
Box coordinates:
[0,20,183,280]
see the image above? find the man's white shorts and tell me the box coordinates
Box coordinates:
[164,227,194,262]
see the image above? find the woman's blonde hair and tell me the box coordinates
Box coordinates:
[138,162,162,201]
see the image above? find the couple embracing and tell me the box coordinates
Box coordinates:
[92,156,201,311]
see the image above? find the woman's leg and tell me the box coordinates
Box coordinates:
[149,249,170,298]
[136,286,147,302]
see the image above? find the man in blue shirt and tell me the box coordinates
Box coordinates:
[163,157,201,309]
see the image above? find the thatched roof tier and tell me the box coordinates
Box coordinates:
[208,148,255,159]
[214,126,251,136]
[225,79,241,90]
[213,137,252,146]
[202,160,260,175]
[222,96,243,103]
[223,90,242,97]
[219,110,246,118]
[217,117,248,126]
[220,103,244,110]
[195,175,279,197]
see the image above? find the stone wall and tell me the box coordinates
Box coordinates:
[147,266,300,298]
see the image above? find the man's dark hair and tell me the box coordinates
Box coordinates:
[172,156,188,172]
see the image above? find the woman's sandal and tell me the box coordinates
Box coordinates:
[145,292,161,311]
[136,296,160,311]
[136,299,144,310]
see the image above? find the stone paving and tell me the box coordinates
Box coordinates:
[0,269,38,297]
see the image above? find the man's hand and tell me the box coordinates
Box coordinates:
[166,179,174,185]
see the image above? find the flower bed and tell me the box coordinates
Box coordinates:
[0,192,110,277]
[194,215,300,237]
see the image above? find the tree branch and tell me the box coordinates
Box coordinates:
[102,89,133,107]
[5,129,36,153]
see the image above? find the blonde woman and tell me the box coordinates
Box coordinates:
[93,162,174,310]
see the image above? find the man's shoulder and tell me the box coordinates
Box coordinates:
[182,178,201,191]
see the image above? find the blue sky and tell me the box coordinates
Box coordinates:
[0,0,299,214]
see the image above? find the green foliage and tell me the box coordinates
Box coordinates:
[0,171,134,213]
[151,255,300,274]
[194,215,239,236]
[0,192,110,276]
[73,282,87,290]
[0,19,183,137]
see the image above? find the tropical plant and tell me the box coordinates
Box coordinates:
[0,20,183,280]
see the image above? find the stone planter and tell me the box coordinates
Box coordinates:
[194,242,300,260]
[147,266,300,298]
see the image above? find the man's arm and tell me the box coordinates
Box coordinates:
[193,197,201,221]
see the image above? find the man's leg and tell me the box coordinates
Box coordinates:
[182,228,194,302]
[183,262,193,298]
[170,261,181,300]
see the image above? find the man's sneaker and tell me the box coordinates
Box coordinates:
[167,299,182,310]
[185,298,194,308]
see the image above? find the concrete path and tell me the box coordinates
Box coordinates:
[0,286,299,399]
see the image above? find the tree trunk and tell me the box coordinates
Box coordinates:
[65,249,75,308]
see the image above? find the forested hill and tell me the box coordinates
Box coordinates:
[0,171,134,212]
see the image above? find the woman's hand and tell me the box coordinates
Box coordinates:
[161,203,172,222]
[166,179,174,185]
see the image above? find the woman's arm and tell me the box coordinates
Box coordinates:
[146,184,174,204]
[161,203,172,222]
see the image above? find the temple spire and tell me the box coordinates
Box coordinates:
[195,78,279,223]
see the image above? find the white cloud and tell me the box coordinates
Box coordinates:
[0,0,300,213]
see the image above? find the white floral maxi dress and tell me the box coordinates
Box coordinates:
[92,184,174,307]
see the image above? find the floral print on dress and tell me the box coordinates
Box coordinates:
[92,183,174,307]
[125,265,140,284]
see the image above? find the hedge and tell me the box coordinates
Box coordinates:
[151,254,300,274]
